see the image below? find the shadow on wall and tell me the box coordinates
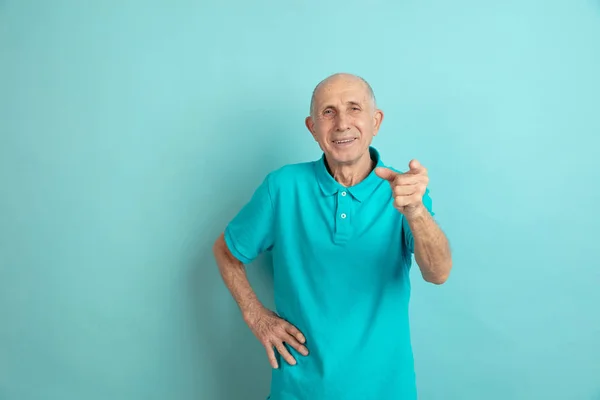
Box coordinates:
[184,110,289,400]
[189,244,274,400]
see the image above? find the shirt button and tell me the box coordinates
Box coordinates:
[340,213,347,219]
[341,191,347,196]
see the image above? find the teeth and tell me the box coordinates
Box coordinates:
[335,139,354,144]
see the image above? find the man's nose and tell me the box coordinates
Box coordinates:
[335,112,350,131]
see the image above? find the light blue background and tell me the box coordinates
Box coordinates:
[1,1,599,399]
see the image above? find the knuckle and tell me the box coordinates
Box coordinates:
[275,325,287,335]
[282,322,294,331]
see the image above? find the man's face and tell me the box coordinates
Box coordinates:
[306,76,383,166]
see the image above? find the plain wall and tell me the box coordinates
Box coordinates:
[1,1,599,399]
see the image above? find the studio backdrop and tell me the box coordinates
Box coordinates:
[1,1,599,399]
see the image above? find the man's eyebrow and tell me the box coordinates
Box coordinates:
[320,103,336,111]
[321,100,363,109]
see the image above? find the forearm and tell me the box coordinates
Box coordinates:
[213,233,266,320]
[406,208,452,284]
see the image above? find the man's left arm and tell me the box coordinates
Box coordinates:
[404,205,452,284]
[376,160,453,284]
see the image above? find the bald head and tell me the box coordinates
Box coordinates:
[309,73,376,117]
[304,72,384,168]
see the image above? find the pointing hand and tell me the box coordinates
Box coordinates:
[375,159,429,219]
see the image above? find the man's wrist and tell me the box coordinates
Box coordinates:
[241,300,267,323]
[404,203,428,222]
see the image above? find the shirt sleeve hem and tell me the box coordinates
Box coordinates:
[224,227,254,265]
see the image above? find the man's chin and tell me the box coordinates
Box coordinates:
[326,148,365,165]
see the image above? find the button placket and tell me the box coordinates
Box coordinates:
[334,188,352,243]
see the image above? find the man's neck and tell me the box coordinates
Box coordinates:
[326,153,375,187]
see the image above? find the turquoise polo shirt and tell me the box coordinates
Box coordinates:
[224,146,434,400]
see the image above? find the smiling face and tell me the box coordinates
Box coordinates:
[305,74,383,167]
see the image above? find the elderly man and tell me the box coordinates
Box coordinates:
[212,73,452,400]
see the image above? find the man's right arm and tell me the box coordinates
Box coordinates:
[212,233,309,368]
[212,232,265,323]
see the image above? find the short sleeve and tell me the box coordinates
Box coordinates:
[402,187,435,254]
[224,174,275,264]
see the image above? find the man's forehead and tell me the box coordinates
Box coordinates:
[309,73,375,115]
[314,80,370,105]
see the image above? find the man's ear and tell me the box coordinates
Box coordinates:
[372,109,384,136]
[305,116,317,140]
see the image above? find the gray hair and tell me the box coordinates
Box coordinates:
[309,73,377,117]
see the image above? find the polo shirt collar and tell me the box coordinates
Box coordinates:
[315,146,385,202]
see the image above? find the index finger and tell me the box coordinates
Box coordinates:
[286,324,306,344]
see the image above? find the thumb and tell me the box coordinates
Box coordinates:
[408,159,421,173]
[375,167,398,182]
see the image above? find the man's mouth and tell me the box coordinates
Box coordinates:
[333,138,357,145]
